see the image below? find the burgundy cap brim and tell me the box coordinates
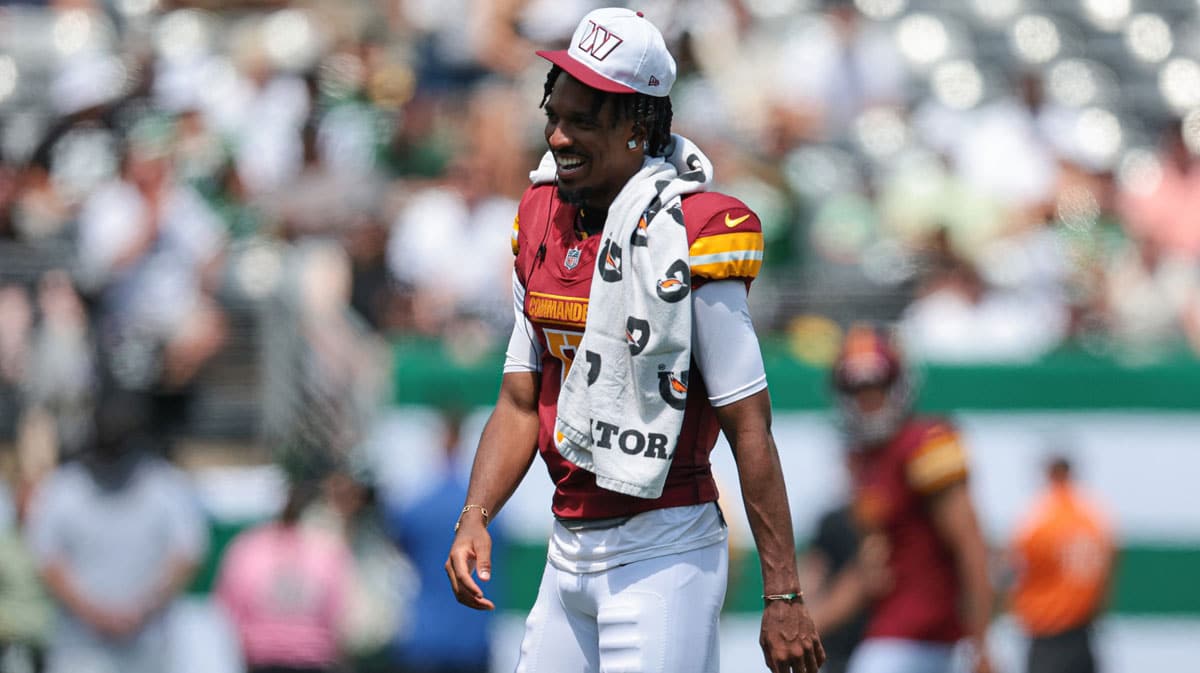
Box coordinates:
[536,49,638,95]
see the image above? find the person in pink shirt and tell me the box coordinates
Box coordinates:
[215,483,353,673]
[1118,119,1200,260]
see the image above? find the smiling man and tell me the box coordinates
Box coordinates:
[444,8,824,673]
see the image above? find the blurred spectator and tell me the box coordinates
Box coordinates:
[343,213,400,332]
[380,82,530,340]
[296,240,384,454]
[386,153,517,339]
[5,164,72,245]
[265,122,382,239]
[0,285,31,388]
[1009,456,1115,673]
[940,73,1061,214]
[29,53,127,224]
[0,479,53,673]
[470,0,610,77]
[770,0,907,144]
[307,467,416,672]
[398,0,489,89]
[20,271,95,460]
[25,390,208,673]
[876,151,1007,264]
[0,161,17,240]
[220,46,311,197]
[1103,233,1200,357]
[13,272,96,534]
[215,482,353,673]
[900,256,1068,363]
[260,236,388,477]
[1118,118,1200,261]
[76,118,228,393]
[385,410,500,673]
[378,94,456,180]
[0,273,93,525]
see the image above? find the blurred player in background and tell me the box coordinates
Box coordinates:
[1009,456,1114,673]
[831,324,995,673]
[445,7,824,673]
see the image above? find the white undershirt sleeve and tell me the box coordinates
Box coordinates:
[504,270,543,373]
[692,279,768,407]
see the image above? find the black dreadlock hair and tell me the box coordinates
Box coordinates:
[540,65,674,157]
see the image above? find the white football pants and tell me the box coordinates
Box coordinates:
[514,541,728,673]
[847,638,957,673]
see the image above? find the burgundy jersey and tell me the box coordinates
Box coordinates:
[849,416,971,643]
[512,183,764,519]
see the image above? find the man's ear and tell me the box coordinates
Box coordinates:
[626,122,647,151]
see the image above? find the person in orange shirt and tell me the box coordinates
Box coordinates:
[1010,456,1115,673]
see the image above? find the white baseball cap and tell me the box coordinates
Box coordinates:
[536,7,676,98]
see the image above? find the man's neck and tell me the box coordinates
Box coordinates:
[577,206,607,237]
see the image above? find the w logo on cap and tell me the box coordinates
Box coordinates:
[578,20,624,61]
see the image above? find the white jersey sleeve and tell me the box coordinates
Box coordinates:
[504,270,543,373]
[692,279,768,407]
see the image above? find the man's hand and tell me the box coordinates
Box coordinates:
[974,652,996,673]
[969,639,996,673]
[41,560,148,640]
[759,600,825,673]
[444,518,496,611]
[443,370,539,612]
[857,532,893,599]
[79,604,143,640]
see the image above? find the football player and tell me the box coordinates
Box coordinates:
[445,7,824,673]
[832,324,995,673]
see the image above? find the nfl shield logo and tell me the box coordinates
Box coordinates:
[564,246,582,270]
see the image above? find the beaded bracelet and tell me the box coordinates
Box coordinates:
[762,591,804,605]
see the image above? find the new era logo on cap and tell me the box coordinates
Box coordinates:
[536,7,676,98]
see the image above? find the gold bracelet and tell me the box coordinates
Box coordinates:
[762,591,804,605]
[454,504,490,532]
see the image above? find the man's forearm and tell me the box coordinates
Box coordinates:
[459,373,541,526]
[733,428,801,594]
[144,556,199,616]
[807,567,868,632]
[934,486,994,652]
[462,407,538,515]
[715,391,801,594]
[958,540,994,648]
[40,561,99,622]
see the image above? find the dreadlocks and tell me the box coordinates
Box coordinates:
[540,65,674,157]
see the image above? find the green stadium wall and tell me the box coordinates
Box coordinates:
[235,339,1197,619]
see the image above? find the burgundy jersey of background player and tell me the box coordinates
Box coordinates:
[849,416,971,642]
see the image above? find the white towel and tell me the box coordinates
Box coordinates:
[533,135,714,499]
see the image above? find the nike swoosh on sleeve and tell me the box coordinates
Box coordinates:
[724,213,751,228]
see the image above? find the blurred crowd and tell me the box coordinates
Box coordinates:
[0,0,1192,670]
[1,0,1199,397]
